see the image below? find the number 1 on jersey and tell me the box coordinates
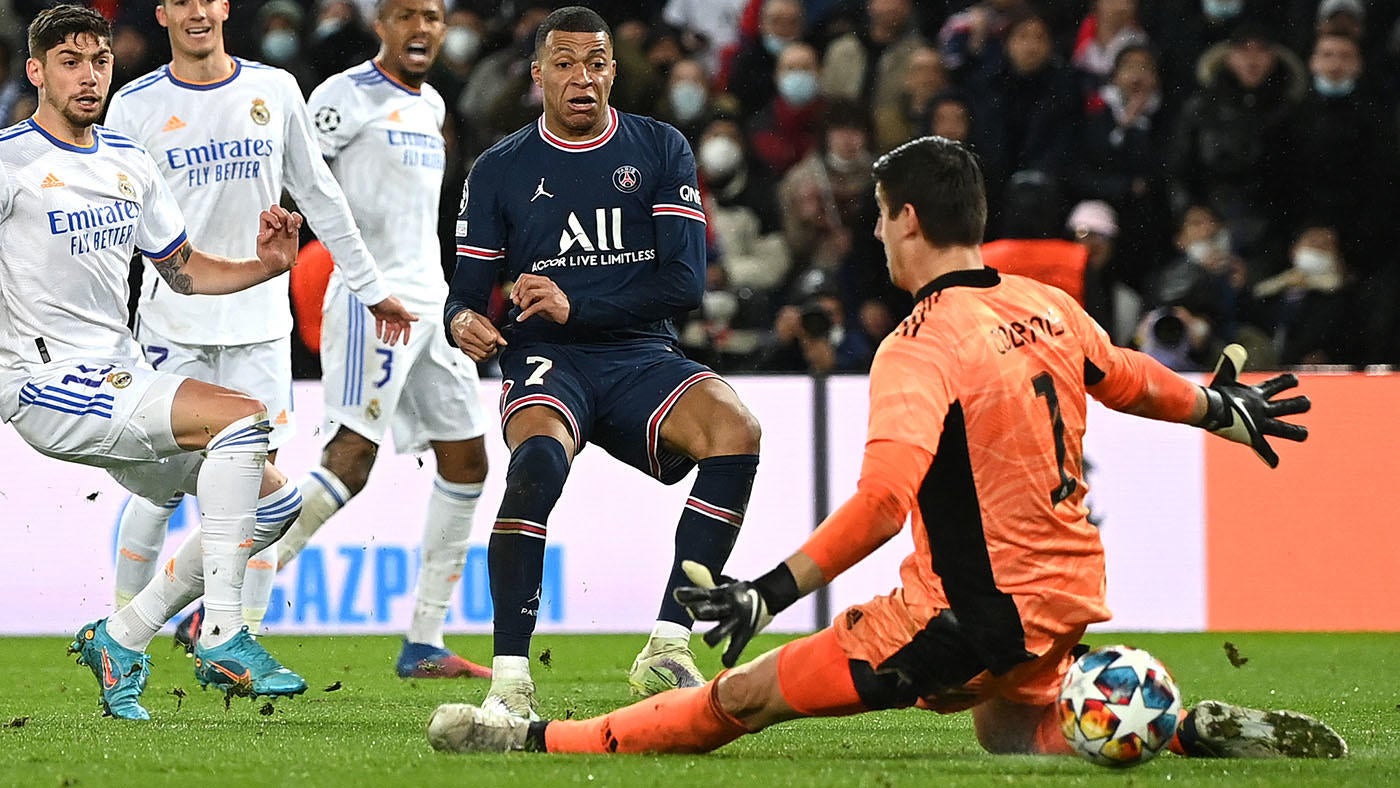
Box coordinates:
[1032,372,1078,505]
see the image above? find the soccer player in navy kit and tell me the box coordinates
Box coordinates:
[447,6,762,718]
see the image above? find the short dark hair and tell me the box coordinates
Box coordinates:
[28,4,111,61]
[872,136,986,247]
[534,6,611,57]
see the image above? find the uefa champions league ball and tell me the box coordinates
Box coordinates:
[1059,645,1183,767]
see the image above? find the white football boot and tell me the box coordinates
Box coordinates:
[428,704,530,753]
[1182,700,1348,758]
[627,636,705,697]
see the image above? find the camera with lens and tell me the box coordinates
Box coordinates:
[799,300,834,340]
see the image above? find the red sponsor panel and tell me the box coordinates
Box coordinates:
[1205,374,1400,630]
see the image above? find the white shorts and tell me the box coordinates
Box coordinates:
[319,286,486,455]
[135,320,295,449]
[10,360,204,502]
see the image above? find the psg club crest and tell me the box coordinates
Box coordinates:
[250,98,271,126]
[612,165,641,194]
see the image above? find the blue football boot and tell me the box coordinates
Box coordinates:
[193,627,307,698]
[68,619,151,721]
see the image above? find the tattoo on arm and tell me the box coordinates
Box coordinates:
[151,242,195,295]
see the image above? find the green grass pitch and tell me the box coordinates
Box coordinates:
[1,632,1396,787]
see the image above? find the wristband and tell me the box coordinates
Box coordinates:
[752,563,801,614]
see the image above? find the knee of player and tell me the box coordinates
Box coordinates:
[696,406,762,459]
[323,429,379,495]
[504,436,571,498]
[714,665,776,723]
[440,438,489,484]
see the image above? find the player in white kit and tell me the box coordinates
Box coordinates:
[2,5,307,720]
[255,0,492,679]
[103,0,417,634]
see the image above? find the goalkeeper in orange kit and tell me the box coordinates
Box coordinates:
[425,136,1345,760]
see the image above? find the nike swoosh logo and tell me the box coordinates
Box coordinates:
[101,648,118,690]
[211,662,252,684]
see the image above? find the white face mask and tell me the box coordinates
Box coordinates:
[698,136,743,179]
[442,27,481,64]
[261,30,299,63]
[1293,247,1337,276]
[778,70,819,106]
[669,81,707,122]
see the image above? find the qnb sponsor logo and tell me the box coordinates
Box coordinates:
[678,184,702,204]
[164,137,275,187]
[262,544,566,627]
[48,199,141,255]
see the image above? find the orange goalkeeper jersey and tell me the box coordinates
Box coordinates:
[855,267,1197,674]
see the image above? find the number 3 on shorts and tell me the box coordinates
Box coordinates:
[525,355,553,386]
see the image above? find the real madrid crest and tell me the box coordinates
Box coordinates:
[366,398,382,421]
[250,98,271,125]
[116,173,136,199]
[107,370,133,388]
[612,164,640,194]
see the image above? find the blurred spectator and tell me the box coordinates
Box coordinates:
[749,41,824,174]
[927,89,972,141]
[1152,204,1246,315]
[663,0,747,73]
[1067,200,1125,338]
[110,24,158,91]
[778,100,875,282]
[821,0,926,110]
[966,10,1078,236]
[1070,0,1148,96]
[656,58,726,144]
[723,0,804,117]
[1073,43,1170,291]
[871,44,947,152]
[432,8,487,135]
[1288,31,1397,277]
[1170,22,1305,266]
[461,2,552,144]
[937,0,1028,78]
[1251,224,1357,365]
[1148,0,1261,103]
[698,117,790,298]
[306,0,377,87]
[256,0,314,92]
[760,289,874,373]
[0,35,25,125]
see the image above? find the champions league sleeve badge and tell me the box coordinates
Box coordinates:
[315,106,341,134]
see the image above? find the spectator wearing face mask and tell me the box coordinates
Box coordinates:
[749,41,825,175]
[657,58,724,145]
[723,0,805,118]
[461,2,553,145]
[1288,31,1397,279]
[256,0,314,94]
[777,101,877,281]
[1146,0,1264,103]
[1251,224,1359,366]
[1070,0,1149,97]
[696,117,790,300]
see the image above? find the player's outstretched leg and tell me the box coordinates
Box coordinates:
[1174,700,1347,759]
[631,452,759,696]
[484,434,571,718]
[68,620,153,721]
[113,493,183,608]
[398,439,491,679]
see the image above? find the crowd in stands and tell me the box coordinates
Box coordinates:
[3,0,1398,373]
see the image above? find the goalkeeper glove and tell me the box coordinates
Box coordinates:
[1200,344,1310,468]
[673,560,800,668]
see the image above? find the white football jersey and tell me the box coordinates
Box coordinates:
[104,57,389,345]
[0,120,187,421]
[307,61,448,315]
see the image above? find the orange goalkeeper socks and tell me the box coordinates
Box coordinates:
[542,680,749,754]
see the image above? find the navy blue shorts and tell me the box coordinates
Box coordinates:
[497,342,721,484]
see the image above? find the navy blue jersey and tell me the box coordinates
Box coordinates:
[446,108,708,345]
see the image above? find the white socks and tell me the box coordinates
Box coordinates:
[492,655,531,682]
[408,477,482,648]
[195,414,270,648]
[242,483,304,633]
[113,494,181,608]
[651,620,692,642]
[275,468,349,569]
[106,478,302,652]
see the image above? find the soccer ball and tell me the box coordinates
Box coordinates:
[1059,645,1182,767]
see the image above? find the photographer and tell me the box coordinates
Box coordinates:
[760,290,874,374]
